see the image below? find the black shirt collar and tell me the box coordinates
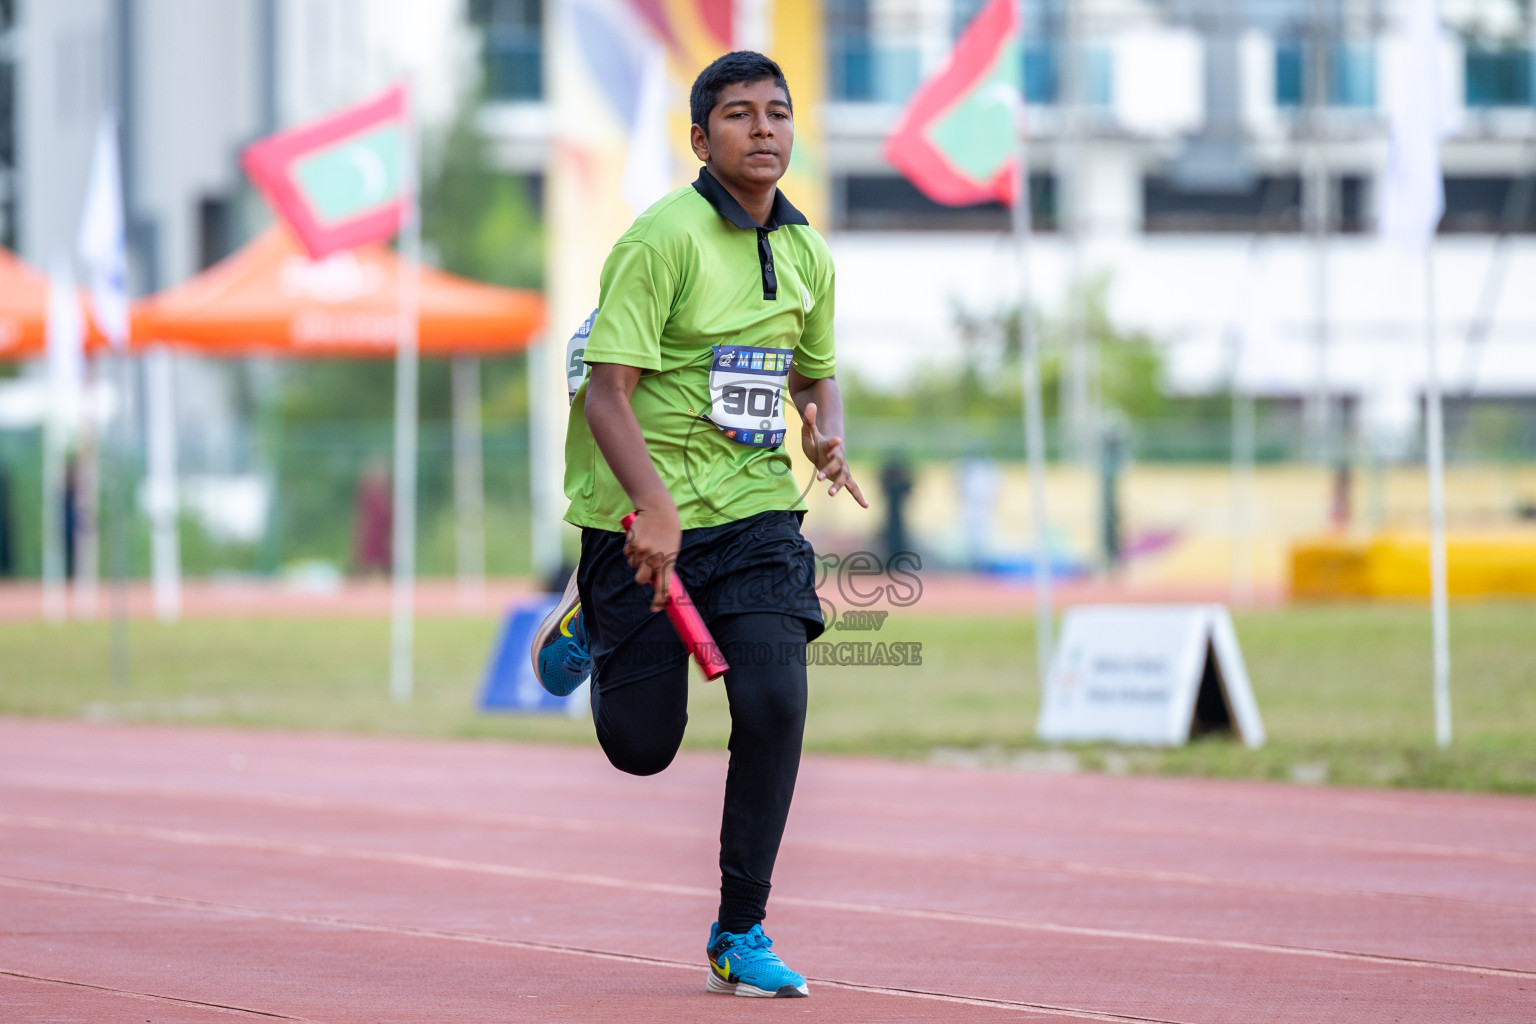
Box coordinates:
[691,166,809,231]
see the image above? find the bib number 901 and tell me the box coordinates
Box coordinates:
[719,384,780,419]
[706,344,792,448]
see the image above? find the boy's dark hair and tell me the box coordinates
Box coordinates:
[689,51,792,135]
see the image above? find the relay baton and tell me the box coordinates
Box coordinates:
[621,512,730,680]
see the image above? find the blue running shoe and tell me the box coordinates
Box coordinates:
[706,923,808,998]
[530,570,591,697]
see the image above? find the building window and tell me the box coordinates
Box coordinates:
[1465,47,1534,107]
[836,173,1056,231]
[1144,174,1365,233]
[1144,175,1302,233]
[1275,42,1303,103]
[826,0,921,104]
[1022,43,1058,104]
[1440,176,1536,232]
[1328,175,1366,232]
[471,0,542,102]
[197,195,233,270]
[1275,41,1376,108]
[830,38,873,101]
[1083,47,1113,107]
[827,0,871,101]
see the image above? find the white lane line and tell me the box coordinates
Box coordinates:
[812,978,1189,1023]
[10,765,1536,867]
[0,967,325,1021]
[793,835,1536,913]
[3,772,1533,915]
[2,875,1184,1023]
[3,814,1535,981]
[800,792,1536,867]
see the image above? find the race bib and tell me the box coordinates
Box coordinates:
[706,344,793,448]
[566,308,597,404]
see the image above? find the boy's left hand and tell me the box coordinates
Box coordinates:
[801,402,869,507]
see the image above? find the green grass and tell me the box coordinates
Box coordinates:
[1,604,1534,794]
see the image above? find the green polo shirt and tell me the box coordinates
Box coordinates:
[563,167,837,531]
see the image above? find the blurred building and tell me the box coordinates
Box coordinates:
[473,0,1536,460]
[4,0,1534,467]
[3,0,464,479]
[8,0,462,289]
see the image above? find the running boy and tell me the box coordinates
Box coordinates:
[532,51,866,998]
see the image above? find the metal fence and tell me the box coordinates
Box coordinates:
[0,423,533,581]
[1,409,1532,581]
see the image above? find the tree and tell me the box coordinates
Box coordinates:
[421,84,542,290]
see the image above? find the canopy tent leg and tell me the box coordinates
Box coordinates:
[390,85,421,704]
[108,352,133,686]
[452,354,486,611]
[145,346,181,621]
[1010,18,1054,685]
[73,362,102,619]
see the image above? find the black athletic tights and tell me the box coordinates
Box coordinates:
[589,610,808,934]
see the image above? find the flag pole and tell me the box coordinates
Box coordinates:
[390,78,421,703]
[1423,244,1450,747]
[1378,0,1450,747]
[108,350,132,685]
[1012,0,1053,685]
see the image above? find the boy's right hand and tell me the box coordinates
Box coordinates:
[624,502,682,611]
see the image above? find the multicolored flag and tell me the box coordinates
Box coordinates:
[884,0,1022,207]
[243,85,411,259]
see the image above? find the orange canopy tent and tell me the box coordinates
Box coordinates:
[126,226,545,627]
[0,248,50,359]
[0,248,108,359]
[131,226,544,356]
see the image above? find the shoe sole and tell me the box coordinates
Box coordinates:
[529,568,582,682]
[706,970,808,998]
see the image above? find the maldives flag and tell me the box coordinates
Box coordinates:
[884,0,1022,206]
[243,85,410,259]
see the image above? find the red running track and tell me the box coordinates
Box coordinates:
[0,717,1532,1022]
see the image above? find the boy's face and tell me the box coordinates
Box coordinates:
[690,79,794,191]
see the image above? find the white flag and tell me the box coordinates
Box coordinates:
[46,257,85,425]
[1379,0,1453,249]
[77,115,130,348]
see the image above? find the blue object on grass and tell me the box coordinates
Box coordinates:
[478,596,587,714]
[977,554,1090,581]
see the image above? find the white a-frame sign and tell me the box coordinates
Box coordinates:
[1036,605,1265,748]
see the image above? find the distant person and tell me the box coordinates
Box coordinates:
[1330,460,1352,532]
[63,455,79,579]
[879,454,913,560]
[0,459,13,577]
[1099,427,1127,576]
[351,459,392,576]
